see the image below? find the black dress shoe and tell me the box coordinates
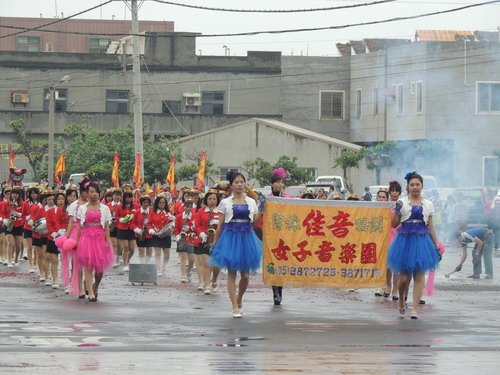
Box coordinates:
[78,295,86,299]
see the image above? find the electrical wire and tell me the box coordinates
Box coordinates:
[0,1,114,39]
[198,1,500,37]
[1,1,498,39]
[151,0,397,13]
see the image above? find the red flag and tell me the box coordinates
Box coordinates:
[53,151,65,185]
[111,152,120,188]
[166,154,176,193]
[9,149,15,169]
[132,152,143,188]
[195,151,206,190]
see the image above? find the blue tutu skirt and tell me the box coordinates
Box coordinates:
[388,223,439,274]
[209,222,262,273]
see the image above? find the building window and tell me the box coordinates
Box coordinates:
[88,38,111,54]
[43,89,68,112]
[477,82,500,114]
[372,87,378,116]
[162,101,181,116]
[106,90,129,114]
[17,36,40,52]
[319,91,344,120]
[356,89,362,119]
[415,81,423,114]
[396,84,404,115]
[201,91,224,115]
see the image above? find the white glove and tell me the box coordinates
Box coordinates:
[119,218,126,223]
[148,228,156,236]
[3,219,9,226]
[175,234,181,242]
[51,232,58,239]
[13,212,22,218]
[25,215,31,221]
[199,232,208,243]
[28,219,34,226]
[134,228,142,235]
[57,229,66,236]
[169,215,175,222]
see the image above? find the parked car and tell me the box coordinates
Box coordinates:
[455,187,489,226]
[284,185,306,198]
[65,173,86,188]
[315,175,351,195]
[254,186,272,196]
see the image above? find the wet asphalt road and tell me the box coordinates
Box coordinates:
[1,245,500,374]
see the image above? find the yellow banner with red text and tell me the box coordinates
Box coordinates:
[262,197,392,288]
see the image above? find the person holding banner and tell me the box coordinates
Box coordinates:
[388,172,440,319]
[210,172,262,318]
[267,167,294,306]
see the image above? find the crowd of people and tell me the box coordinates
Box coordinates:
[0,170,492,320]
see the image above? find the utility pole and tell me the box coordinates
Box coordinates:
[131,0,144,179]
[48,88,55,187]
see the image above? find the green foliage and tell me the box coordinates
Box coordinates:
[9,119,48,181]
[333,149,365,170]
[493,149,500,158]
[242,155,314,186]
[177,160,220,187]
[60,123,182,185]
[364,141,396,170]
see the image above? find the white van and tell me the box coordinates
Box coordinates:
[66,173,86,188]
[315,175,350,195]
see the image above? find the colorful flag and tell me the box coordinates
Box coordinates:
[54,151,66,185]
[132,152,143,188]
[195,150,206,190]
[9,149,15,169]
[111,152,120,188]
[166,154,176,193]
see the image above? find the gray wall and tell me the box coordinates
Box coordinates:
[280,56,351,141]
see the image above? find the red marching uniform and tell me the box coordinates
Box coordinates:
[148,209,175,234]
[131,207,152,240]
[30,203,48,242]
[22,199,36,232]
[115,203,138,231]
[193,207,219,247]
[174,211,197,246]
[1,200,24,231]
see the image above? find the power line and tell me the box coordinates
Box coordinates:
[151,0,397,13]
[198,0,500,37]
[1,1,498,39]
[0,1,114,40]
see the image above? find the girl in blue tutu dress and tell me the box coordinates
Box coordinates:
[388,172,440,319]
[75,182,114,302]
[210,172,262,318]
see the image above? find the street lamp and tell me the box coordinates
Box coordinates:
[48,74,70,187]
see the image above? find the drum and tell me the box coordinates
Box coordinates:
[33,218,49,235]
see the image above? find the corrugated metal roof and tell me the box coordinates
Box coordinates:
[415,29,473,41]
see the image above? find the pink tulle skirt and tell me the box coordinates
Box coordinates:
[75,226,114,273]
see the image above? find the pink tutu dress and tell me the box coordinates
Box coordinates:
[75,209,114,272]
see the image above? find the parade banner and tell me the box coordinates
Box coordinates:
[262,197,392,288]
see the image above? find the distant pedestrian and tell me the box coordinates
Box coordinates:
[453,227,494,279]
[362,187,372,201]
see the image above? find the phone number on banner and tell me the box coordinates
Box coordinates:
[272,266,382,278]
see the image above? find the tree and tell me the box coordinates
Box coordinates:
[60,122,182,186]
[9,119,48,181]
[242,155,314,186]
[333,149,365,180]
[176,160,219,187]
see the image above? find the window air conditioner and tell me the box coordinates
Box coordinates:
[11,91,29,104]
[183,93,201,106]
